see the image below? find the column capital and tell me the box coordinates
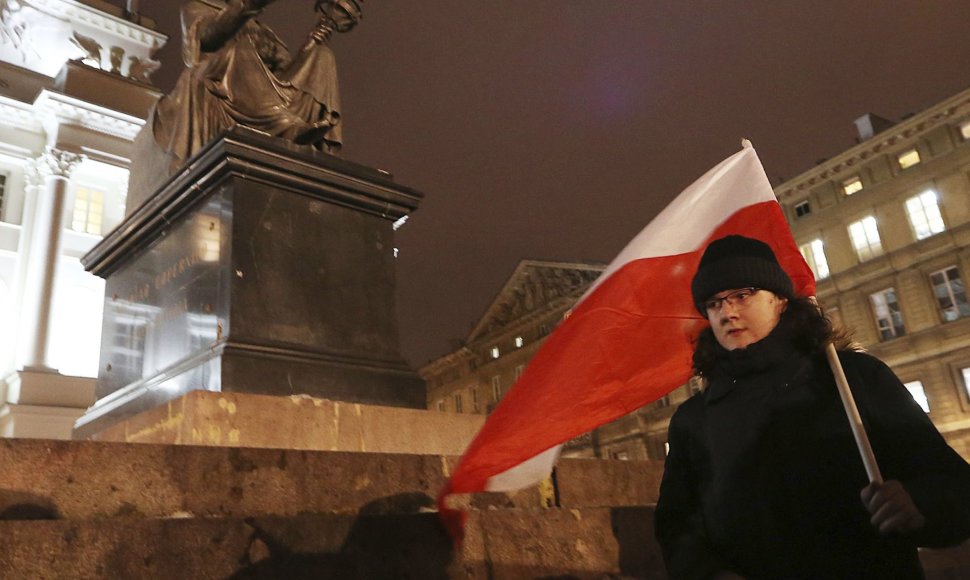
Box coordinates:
[23,161,44,189]
[35,147,85,180]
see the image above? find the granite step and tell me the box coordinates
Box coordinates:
[88,390,488,456]
[0,507,663,579]
[0,437,966,578]
[0,438,663,521]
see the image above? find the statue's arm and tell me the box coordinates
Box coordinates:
[197,0,277,53]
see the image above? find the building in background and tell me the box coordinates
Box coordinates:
[0,0,163,437]
[423,84,970,463]
[775,90,970,460]
[421,260,603,417]
[419,256,697,462]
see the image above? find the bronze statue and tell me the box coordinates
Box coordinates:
[152,0,362,165]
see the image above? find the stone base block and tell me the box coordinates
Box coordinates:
[4,370,95,408]
[557,456,665,507]
[0,509,965,579]
[85,390,485,456]
[0,438,448,520]
[0,370,95,439]
[0,507,666,579]
[0,403,88,440]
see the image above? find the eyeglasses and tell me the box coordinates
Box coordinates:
[704,288,761,314]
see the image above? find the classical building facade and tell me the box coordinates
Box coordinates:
[0,0,163,437]
[423,84,970,463]
[421,260,603,417]
[775,91,970,460]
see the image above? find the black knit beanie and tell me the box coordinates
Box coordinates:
[690,235,794,314]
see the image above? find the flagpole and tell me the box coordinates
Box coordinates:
[824,342,883,484]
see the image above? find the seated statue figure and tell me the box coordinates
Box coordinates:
[152,0,362,165]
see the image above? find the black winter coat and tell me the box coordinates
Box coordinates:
[654,327,970,579]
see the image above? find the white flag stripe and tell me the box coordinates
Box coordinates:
[581,145,774,302]
[484,444,561,492]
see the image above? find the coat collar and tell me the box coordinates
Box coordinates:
[703,321,804,405]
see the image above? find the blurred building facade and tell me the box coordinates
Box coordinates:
[422,84,970,462]
[421,260,603,417]
[0,0,163,437]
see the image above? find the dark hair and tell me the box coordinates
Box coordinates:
[692,295,857,377]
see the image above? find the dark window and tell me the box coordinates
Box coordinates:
[0,173,6,221]
[870,288,905,341]
[930,267,970,322]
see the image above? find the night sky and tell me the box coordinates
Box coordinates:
[113,1,970,366]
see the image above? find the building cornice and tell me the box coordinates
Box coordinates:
[775,86,970,200]
[420,280,594,377]
[33,89,144,140]
[468,259,605,342]
[0,97,42,132]
[466,293,576,350]
[418,347,475,377]
[24,0,165,48]
[0,141,35,161]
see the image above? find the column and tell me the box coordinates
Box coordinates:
[19,146,84,372]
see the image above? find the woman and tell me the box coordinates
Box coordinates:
[655,235,970,579]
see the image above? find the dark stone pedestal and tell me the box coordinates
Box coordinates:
[76,128,425,437]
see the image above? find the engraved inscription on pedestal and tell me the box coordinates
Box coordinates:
[97,195,228,404]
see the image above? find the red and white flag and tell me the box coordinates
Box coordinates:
[438,142,816,539]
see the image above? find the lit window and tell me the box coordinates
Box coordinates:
[453,393,463,413]
[905,190,945,240]
[490,346,500,359]
[436,399,445,412]
[870,288,905,341]
[799,239,830,280]
[959,120,970,140]
[794,200,812,219]
[903,381,930,413]
[611,451,630,461]
[664,441,670,456]
[848,216,883,261]
[471,388,480,413]
[514,364,524,380]
[962,367,970,401]
[930,266,970,322]
[897,148,921,169]
[72,187,105,235]
[491,375,501,401]
[842,176,863,196]
[514,336,524,348]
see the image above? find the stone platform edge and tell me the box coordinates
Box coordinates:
[83,390,485,457]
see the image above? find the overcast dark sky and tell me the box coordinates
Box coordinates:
[117,1,970,366]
